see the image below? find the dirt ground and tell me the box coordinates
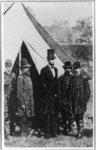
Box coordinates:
[4,79,93,148]
[4,99,93,147]
[5,126,93,147]
[5,131,93,147]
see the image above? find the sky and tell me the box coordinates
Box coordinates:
[24,2,93,27]
[4,1,93,27]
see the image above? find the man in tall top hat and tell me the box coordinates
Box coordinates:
[4,59,18,136]
[17,58,35,135]
[59,61,74,135]
[69,61,90,139]
[40,49,59,138]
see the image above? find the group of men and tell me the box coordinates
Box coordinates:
[4,49,91,140]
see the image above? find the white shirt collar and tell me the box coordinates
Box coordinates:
[48,64,55,69]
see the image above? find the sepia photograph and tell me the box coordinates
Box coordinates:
[2,1,94,148]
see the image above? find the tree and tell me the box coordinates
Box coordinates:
[66,30,73,44]
[55,28,73,44]
[74,17,92,56]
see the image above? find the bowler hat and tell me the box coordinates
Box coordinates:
[73,61,81,69]
[20,58,31,68]
[47,49,56,60]
[5,59,12,67]
[63,61,72,69]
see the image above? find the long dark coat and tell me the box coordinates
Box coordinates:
[17,70,34,117]
[40,65,58,115]
[4,71,17,114]
[59,72,73,105]
[69,74,90,115]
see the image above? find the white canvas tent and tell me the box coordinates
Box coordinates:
[3,2,64,76]
[3,2,91,79]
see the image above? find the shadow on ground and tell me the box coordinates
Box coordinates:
[83,128,93,137]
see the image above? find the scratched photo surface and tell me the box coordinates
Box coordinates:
[2,1,94,148]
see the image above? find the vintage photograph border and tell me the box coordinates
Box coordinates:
[1,0,95,149]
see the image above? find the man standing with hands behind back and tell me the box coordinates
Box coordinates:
[69,61,90,139]
[17,58,35,136]
[40,49,59,139]
[59,61,74,135]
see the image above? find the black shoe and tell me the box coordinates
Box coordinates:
[44,134,51,139]
[63,129,68,135]
[37,132,42,138]
[76,132,83,140]
[53,135,57,138]
[51,134,57,138]
[10,132,14,136]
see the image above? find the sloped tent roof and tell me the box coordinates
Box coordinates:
[3,2,91,79]
[3,2,64,76]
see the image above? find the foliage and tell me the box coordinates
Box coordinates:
[73,17,92,55]
[74,17,92,44]
[62,44,92,61]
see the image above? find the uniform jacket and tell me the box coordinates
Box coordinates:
[40,65,58,115]
[4,71,17,114]
[17,70,34,117]
[69,74,90,115]
[59,71,73,105]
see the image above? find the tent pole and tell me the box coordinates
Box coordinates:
[19,49,22,75]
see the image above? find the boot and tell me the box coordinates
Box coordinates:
[44,131,51,139]
[76,131,83,140]
[76,119,84,139]
[68,121,75,134]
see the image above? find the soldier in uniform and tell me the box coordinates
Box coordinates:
[40,49,59,139]
[17,58,35,135]
[69,61,90,139]
[4,59,18,136]
[59,61,74,135]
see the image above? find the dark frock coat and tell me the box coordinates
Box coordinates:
[69,74,91,116]
[59,72,73,121]
[4,71,17,114]
[17,70,34,117]
[40,65,58,115]
[59,72,73,105]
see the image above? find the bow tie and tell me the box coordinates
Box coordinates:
[51,66,54,69]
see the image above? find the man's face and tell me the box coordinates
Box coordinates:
[65,68,71,72]
[48,59,55,66]
[74,68,81,75]
[6,66,12,74]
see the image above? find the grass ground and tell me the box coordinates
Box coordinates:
[4,63,93,148]
[4,81,93,148]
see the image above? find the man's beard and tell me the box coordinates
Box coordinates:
[75,71,80,76]
[49,63,54,66]
[65,70,70,76]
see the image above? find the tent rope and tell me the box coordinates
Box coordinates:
[22,3,91,79]
[4,3,14,15]
[26,41,46,61]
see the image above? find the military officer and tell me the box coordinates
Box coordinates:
[59,61,74,135]
[40,49,59,139]
[17,58,35,135]
[69,61,90,139]
[4,59,18,136]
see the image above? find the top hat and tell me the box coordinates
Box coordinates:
[5,59,12,67]
[47,49,56,60]
[63,61,72,69]
[73,61,81,69]
[20,58,31,68]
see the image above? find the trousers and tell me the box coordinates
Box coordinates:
[74,114,84,133]
[9,113,16,135]
[45,113,58,138]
